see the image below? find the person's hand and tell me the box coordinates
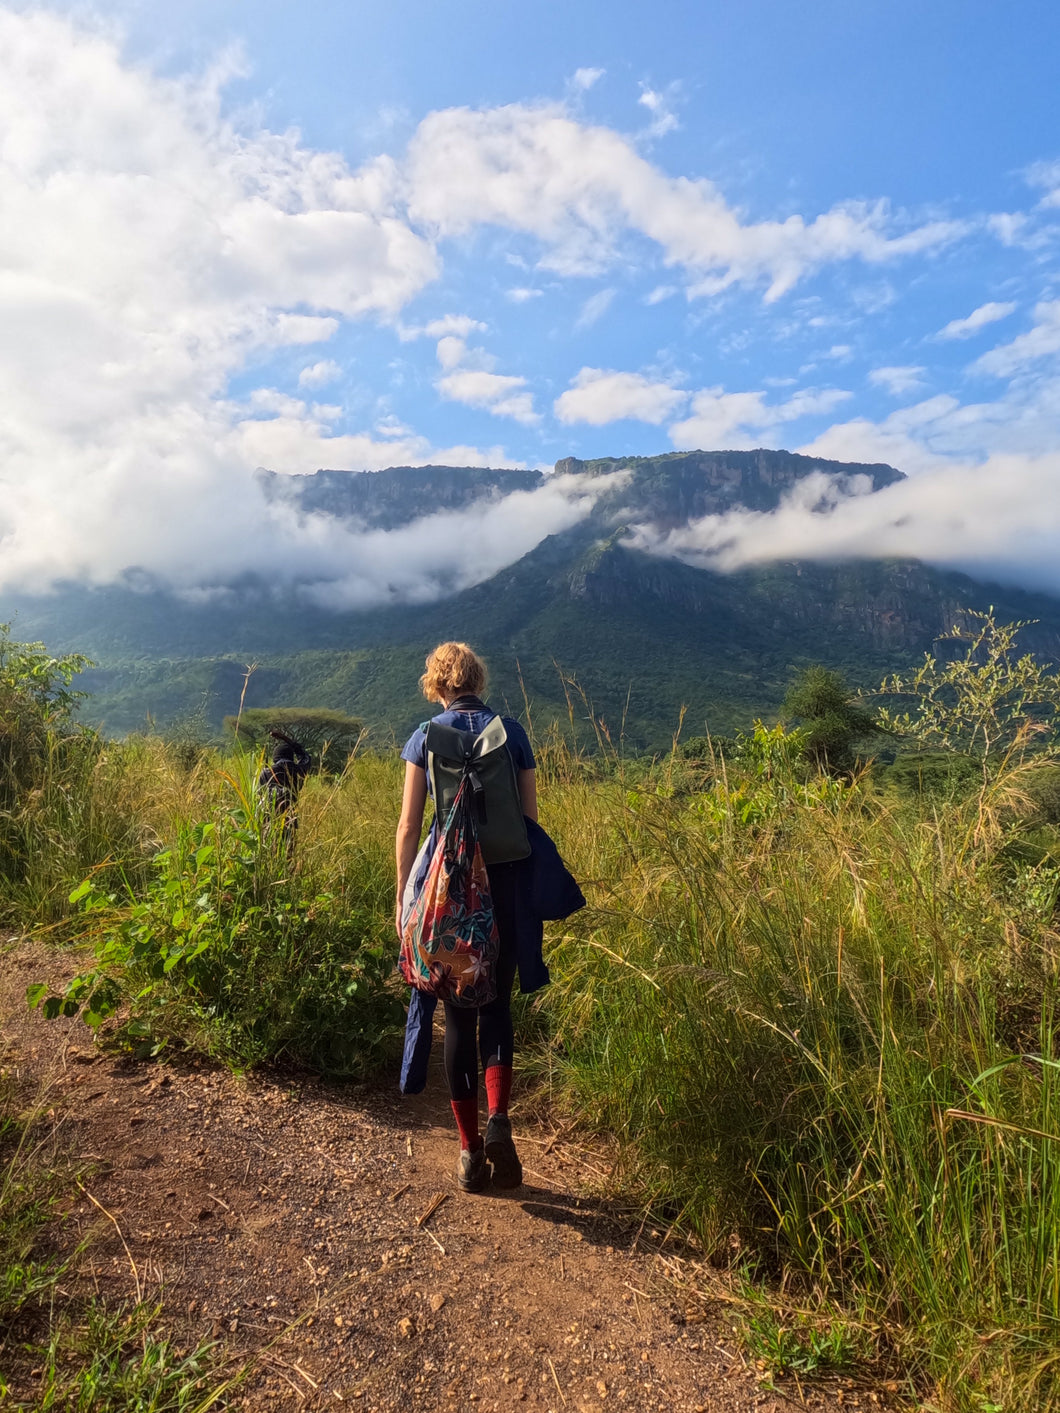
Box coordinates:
[394,897,404,940]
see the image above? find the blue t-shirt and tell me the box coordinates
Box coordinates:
[400,699,536,787]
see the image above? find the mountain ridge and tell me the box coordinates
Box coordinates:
[4,449,1055,750]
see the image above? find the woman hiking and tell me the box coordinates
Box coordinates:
[395,642,538,1193]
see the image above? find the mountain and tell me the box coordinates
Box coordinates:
[5,449,1060,751]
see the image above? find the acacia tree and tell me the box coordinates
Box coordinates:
[224,706,365,772]
[877,611,1060,777]
[783,664,884,775]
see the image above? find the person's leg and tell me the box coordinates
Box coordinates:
[442,999,487,1192]
[480,863,523,1187]
[479,939,517,1111]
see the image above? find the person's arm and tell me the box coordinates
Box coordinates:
[395,761,429,936]
[518,768,538,823]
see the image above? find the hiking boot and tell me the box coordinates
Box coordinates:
[484,1114,522,1189]
[456,1143,489,1193]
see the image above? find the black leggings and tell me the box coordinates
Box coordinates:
[442,861,520,1102]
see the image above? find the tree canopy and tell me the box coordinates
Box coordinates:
[784,665,883,774]
[223,706,365,771]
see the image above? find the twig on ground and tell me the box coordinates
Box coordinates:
[416,1191,448,1227]
[547,1355,567,1404]
[75,1178,142,1302]
[421,1226,446,1255]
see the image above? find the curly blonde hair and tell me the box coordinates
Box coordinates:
[420,641,488,704]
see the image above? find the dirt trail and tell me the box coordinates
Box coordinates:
[2,943,856,1413]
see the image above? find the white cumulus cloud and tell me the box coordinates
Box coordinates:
[554,368,688,425]
[437,369,538,425]
[0,10,527,598]
[298,360,343,389]
[404,102,965,299]
[669,386,852,449]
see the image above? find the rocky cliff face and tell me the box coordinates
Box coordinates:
[257,464,543,529]
[259,448,904,535]
[557,448,904,528]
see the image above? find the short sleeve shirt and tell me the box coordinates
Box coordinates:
[400,700,535,793]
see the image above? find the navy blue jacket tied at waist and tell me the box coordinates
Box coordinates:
[399,817,585,1095]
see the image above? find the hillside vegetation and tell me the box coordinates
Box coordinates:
[5,618,1060,1409]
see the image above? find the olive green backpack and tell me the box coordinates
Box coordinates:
[424,715,530,865]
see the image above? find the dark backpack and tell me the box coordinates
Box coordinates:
[424,714,530,865]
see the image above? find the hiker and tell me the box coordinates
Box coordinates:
[395,642,543,1193]
[258,728,310,844]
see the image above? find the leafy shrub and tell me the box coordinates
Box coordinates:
[0,625,132,923]
[33,775,404,1075]
[783,663,884,774]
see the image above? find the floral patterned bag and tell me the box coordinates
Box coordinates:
[399,777,499,1006]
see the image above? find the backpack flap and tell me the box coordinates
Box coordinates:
[424,715,530,865]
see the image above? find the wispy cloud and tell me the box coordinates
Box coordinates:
[406,104,967,299]
[398,314,488,341]
[1026,158,1060,209]
[869,365,926,396]
[972,301,1060,377]
[574,288,615,330]
[936,301,1016,340]
[638,82,681,139]
[570,66,605,92]
[627,453,1060,597]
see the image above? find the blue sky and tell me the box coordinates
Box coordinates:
[2,1,1060,601]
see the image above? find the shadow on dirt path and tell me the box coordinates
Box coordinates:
[2,941,859,1413]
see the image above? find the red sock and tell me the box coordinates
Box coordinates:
[485,1064,512,1118]
[450,1098,481,1151]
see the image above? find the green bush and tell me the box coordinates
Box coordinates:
[32,761,404,1075]
[0,625,142,924]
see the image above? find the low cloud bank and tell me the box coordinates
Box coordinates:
[625,454,1060,595]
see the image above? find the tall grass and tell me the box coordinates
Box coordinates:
[537,735,1060,1409]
